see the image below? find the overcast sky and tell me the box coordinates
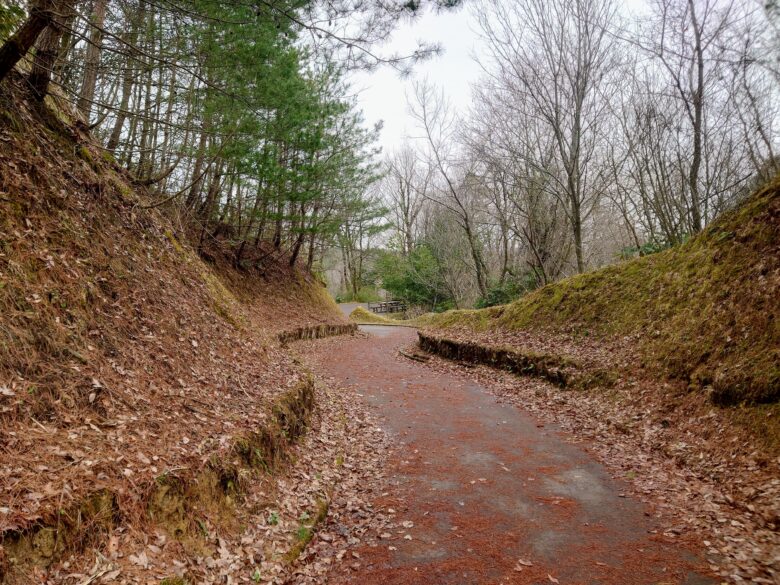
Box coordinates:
[349,0,652,156]
[349,5,484,156]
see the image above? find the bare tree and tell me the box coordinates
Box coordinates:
[475,0,618,273]
[606,0,777,245]
[77,0,108,119]
[409,79,490,295]
[638,0,769,230]
[379,147,431,257]
[463,81,571,286]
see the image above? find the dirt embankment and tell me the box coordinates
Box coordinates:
[0,78,354,582]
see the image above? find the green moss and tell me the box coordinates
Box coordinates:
[77,146,93,164]
[272,377,315,442]
[0,106,23,132]
[149,481,189,539]
[732,402,780,453]
[2,490,118,578]
[201,270,245,329]
[418,332,602,388]
[233,428,277,471]
[283,498,328,564]
[141,380,316,558]
[425,176,780,405]
[78,490,117,531]
[43,94,74,126]
[165,230,185,254]
[114,177,134,199]
[163,230,246,329]
[160,578,189,585]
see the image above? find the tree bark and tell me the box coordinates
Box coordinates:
[305,203,320,271]
[686,0,704,233]
[185,118,210,210]
[77,0,107,120]
[106,24,137,153]
[288,202,307,267]
[28,0,75,100]
[0,0,58,85]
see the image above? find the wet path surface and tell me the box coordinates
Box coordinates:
[311,325,714,585]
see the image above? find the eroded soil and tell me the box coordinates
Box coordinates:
[305,326,715,585]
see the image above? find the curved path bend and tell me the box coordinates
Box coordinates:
[311,325,714,585]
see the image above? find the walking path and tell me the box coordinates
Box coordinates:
[336,302,366,318]
[307,325,714,585]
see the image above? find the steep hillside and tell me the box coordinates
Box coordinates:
[422,178,780,405]
[0,80,350,582]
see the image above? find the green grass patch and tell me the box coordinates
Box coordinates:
[336,286,381,303]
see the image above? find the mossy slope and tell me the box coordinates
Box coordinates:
[424,178,780,404]
[349,306,417,326]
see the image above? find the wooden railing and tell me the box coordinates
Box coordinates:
[367,300,407,314]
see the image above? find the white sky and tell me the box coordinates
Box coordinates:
[349,0,650,155]
[349,5,484,155]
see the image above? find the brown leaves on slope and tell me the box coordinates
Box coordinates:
[0,81,356,582]
[33,376,392,584]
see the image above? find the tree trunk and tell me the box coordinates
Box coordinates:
[340,245,349,297]
[572,209,584,274]
[77,0,107,120]
[0,0,57,85]
[106,25,137,153]
[136,9,155,180]
[28,1,74,100]
[289,231,306,267]
[306,230,317,271]
[185,119,210,210]
[462,219,488,296]
[196,162,224,252]
[198,159,224,223]
[288,203,307,267]
[52,5,76,86]
[687,0,704,233]
[272,199,283,249]
[305,204,320,271]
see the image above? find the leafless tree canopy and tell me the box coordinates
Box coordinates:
[373,0,778,308]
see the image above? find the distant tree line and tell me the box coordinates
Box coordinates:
[370,0,780,310]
